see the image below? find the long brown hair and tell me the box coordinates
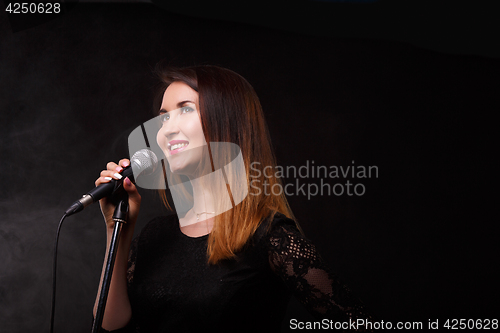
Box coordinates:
[154,64,298,264]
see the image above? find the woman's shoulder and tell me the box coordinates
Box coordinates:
[253,211,301,245]
[265,211,299,230]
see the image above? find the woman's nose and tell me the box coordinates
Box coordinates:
[159,112,181,138]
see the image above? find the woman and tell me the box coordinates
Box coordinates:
[93,65,372,332]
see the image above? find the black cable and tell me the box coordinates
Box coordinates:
[50,213,68,333]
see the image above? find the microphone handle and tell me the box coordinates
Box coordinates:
[65,165,137,216]
[88,166,135,202]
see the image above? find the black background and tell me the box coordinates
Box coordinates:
[1,0,499,332]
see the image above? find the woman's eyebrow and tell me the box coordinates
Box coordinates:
[177,100,195,107]
[160,100,195,113]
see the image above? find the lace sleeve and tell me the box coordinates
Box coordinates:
[127,237,138,287]
[267,222,373,331]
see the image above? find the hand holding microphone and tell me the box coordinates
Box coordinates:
[65,149,158,220]
[96,159,142,228]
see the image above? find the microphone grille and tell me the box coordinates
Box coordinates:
[131,149,158,177]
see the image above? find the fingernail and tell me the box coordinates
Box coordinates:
[125,177,131,185]
[114,173,123,179]
[123,161,130,167]
[116,166,123,172]
[104,177,112,181]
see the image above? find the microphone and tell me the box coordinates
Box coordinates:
[65,149,158,216]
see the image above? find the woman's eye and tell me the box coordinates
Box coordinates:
[181,106,194,113]
[159,107,193,122]
[160,113,170,122]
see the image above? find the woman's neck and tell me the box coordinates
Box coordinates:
[178,175,216,231]
[190,176,216,219]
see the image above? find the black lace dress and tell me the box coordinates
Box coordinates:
[100,212,372,332]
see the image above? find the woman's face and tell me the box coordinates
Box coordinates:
[156,81,207,177]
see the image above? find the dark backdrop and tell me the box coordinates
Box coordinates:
[1,1,498,332]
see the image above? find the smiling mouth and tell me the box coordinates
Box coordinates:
[167,142,189,155]
[169,142,188,151]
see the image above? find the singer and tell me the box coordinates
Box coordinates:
[92,65,372,332]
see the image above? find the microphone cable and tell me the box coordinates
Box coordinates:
[50,213,68,333]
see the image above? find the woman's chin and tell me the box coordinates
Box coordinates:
[169,165,188,175]
[169,162,197,177]
[166,149,205,177]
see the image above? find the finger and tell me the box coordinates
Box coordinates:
[119,159,131,168]
[100,169,124,180]
[95,174,118,186]
[106,162,124,173]
[123,177,141,223]
[123,177,141,201]
[95,168,125,187]
[123,177,137,193]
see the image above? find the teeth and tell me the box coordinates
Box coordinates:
[170,143,188,151]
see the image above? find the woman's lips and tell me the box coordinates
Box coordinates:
[170,144,188,155]
[168,140,189,155]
